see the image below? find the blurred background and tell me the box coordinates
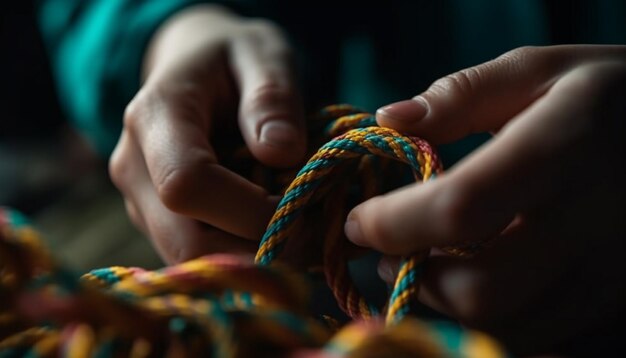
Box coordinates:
[1,2,163,271]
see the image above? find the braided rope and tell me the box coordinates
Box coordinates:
[255,124,442,324]
[0,105,505,357]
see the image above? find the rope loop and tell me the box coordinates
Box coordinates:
[256,105,443,323]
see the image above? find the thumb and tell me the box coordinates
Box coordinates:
[344,60,623,254]
[230,20,307,168]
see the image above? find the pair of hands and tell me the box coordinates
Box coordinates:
[109,5,625,354]
[110,5,306,262]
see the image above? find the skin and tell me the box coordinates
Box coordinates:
[109,5,306,263]
[109,5,624,354]
[344,45,626,354]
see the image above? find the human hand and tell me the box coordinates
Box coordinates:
[109,5,306,264]
[344,45,626,355]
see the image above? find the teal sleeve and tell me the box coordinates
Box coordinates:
[37,0,204,156]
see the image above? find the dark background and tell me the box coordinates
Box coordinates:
[1,2,162,270]
[1,1,72,213]
[1,2,64,140]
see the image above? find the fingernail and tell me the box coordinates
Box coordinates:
[260,120,299,147]
[377,260,395,284]
[344,214,366,246]
[377,97,428,122]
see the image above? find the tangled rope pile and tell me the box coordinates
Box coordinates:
[0,105,505,357]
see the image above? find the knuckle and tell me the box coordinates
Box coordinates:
[566,62,626,131]
[497,46,548,72]
[570,61,626,95]
[123,87,176,133]
[497,45,564,82]
[155,165,195,212]
[546,61,626,137]
[245,82,292,113]
[500,45,541,62]
[154,158,215,213]
[108,144,131,191]
[254,82,289,102]
[428,67,480,100]
[123,95,146,132]
[108,154,125,189]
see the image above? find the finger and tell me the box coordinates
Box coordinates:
[419,210,624,355]
[375,45,626,143]
[377,255,400,285]
[122,90,276,241]
[136,172,259,264]
[229,20,307,167]
[345,61,625,253]
[417,219,567,327]
[109,130,257,264]
[143,201,259,264]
